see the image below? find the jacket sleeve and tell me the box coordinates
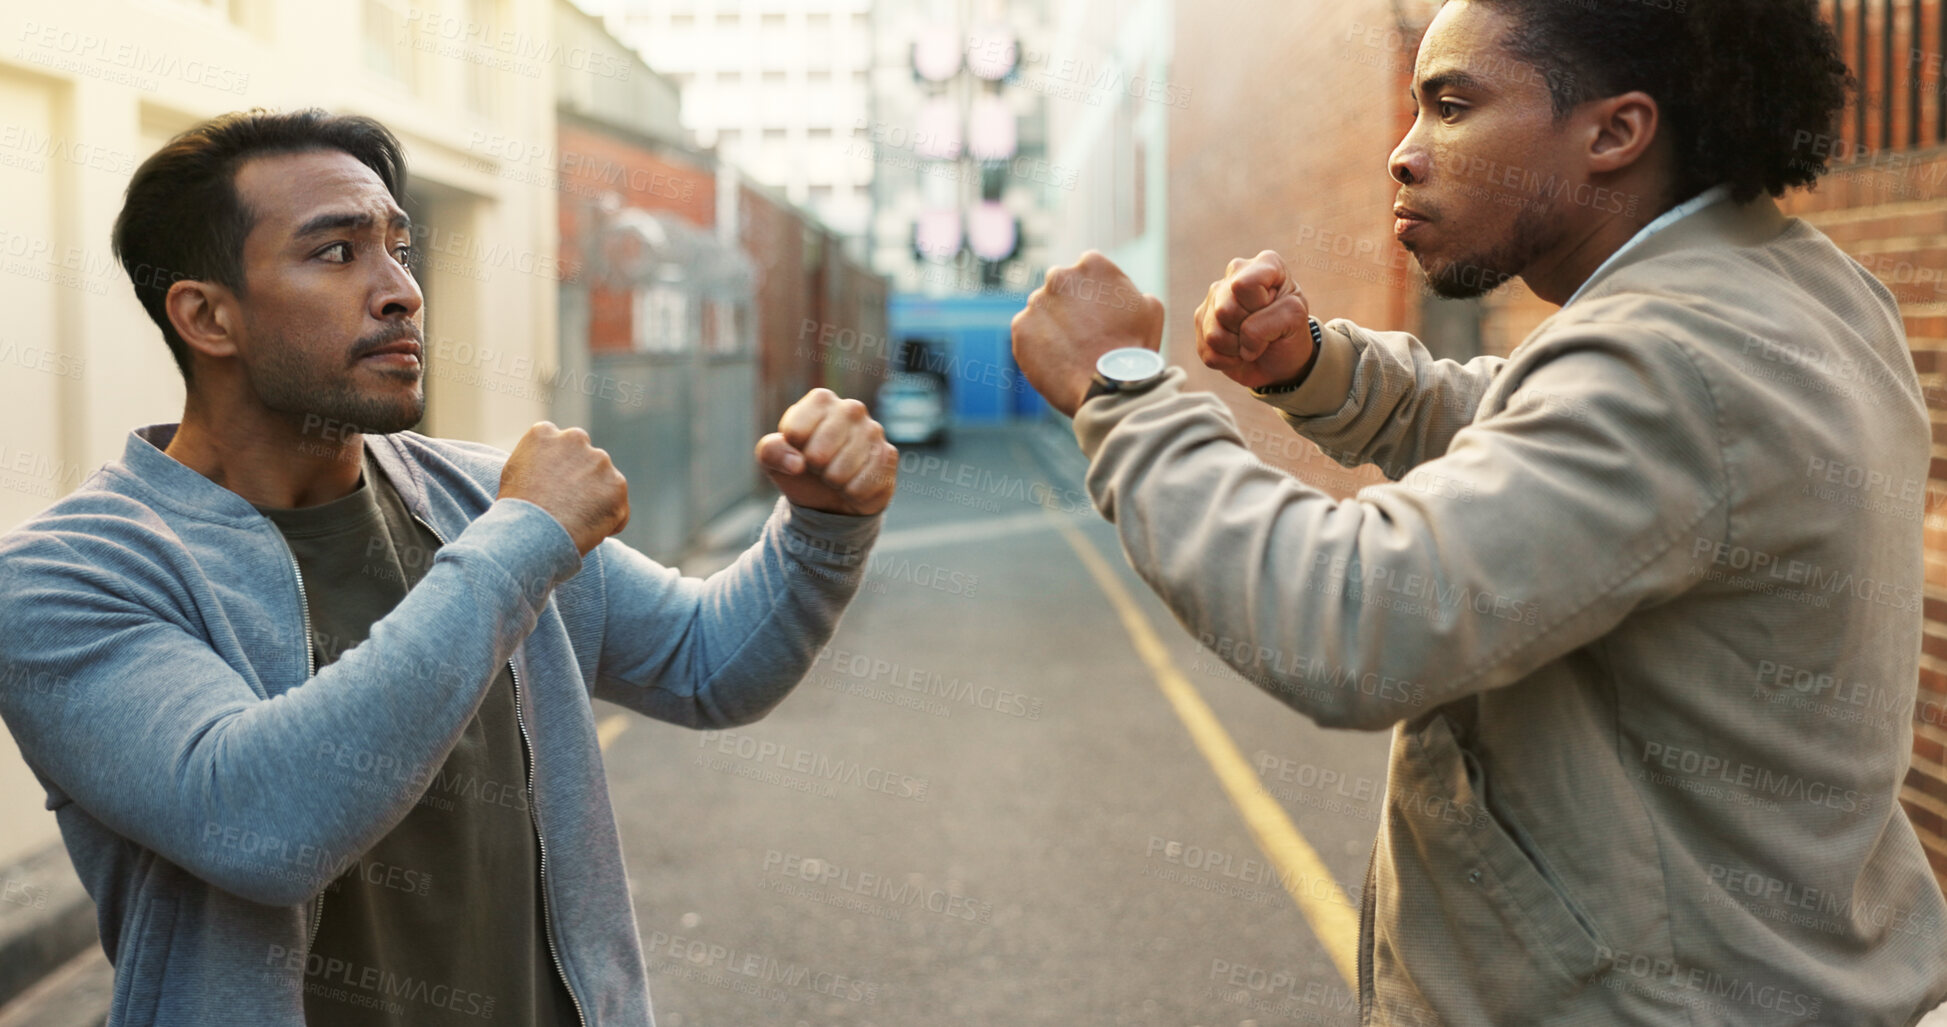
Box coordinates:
[0,499,584,908]
[1076,324,1728,731]
[1254,317,1511,479]
[590,497,881,728]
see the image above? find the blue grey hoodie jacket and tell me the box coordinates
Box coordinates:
[0,424,882,1026]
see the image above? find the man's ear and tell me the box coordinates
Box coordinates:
[1583,89,1660,176]
[164,279,241,363]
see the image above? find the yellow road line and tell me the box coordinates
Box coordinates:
[1034,490,1361,988]
[598,715,630,751]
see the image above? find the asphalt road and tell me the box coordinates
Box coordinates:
[601,422,1391,1027]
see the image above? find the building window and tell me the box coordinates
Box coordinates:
[633,286,691,354]
[362,0,417,87]
[703,300,745,356]
[463,0,501,116]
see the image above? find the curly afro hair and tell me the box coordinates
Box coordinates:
[1466,0,1855,205]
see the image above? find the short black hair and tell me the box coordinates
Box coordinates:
[1465,0,1854,205]
[110,108,409,382]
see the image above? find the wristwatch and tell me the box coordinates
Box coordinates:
[1251,317,1326,396]
[1083,347,1170,404]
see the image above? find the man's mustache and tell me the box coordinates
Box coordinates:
[348,323,425,364]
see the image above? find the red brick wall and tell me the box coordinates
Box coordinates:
[552,120,887,422]
[1166,0,1421,498]
[555,121,718,356]
[740,186,809,427]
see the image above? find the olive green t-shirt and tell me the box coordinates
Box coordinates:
[256,454,580,1026]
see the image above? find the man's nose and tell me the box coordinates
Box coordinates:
[1389,128,1429,186]
[372,253,423,320]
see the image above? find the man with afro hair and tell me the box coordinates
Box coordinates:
[1012,1,1946,1022]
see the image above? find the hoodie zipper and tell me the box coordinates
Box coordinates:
[281,544,327,952]
[413,513,589,1027]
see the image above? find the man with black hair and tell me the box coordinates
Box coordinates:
[1014,0,1946,1022]
[0,108,897,1025]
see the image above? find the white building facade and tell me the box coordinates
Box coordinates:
[600,0,879,242]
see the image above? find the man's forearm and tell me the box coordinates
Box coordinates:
[1254,318,1507,479]
[592,497,881,727]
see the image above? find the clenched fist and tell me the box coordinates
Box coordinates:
[500,422,630,557]
[1195,250,1317,390]
[1011,251,1166,417]
[755,389,899,517]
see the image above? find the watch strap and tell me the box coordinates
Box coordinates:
[1252,317,1326,396]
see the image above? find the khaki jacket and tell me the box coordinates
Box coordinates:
[1073,196,1947,1024]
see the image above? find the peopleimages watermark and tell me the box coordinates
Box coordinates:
[642,930,881,1005]
[1309,551,1544,627]
[1688,537,1922,614]
[694,729,929,802]
[761,850,994,924]
[262,946,492,1019]
[1634,740,1871,815]
[403,7,632,81]
[987,38,1192,110]
[0,122,138,176]
[1195,632,1428,711]
[1597,946,1821,1019]
[795,318,1033,396]
[1751,659,1906,732]
[15,21,251,94]
[1706,862,1937,939]
[1208,956,1432,1026]
[1,877,48,911]
[810,646,1041,720]
[466,132,699,202]
[1143,835,1361,910]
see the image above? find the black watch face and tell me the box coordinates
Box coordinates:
[1097,348,1167,384]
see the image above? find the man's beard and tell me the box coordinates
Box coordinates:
[247,322,426,436]
[1411,203,1553,300]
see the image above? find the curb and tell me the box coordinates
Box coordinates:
[0,841,97,1010]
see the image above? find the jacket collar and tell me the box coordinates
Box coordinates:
[1567,190,1791,307]
[124,424,436,529]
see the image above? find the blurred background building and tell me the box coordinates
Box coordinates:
[595,0,879,242]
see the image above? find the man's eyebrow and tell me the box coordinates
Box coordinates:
[292,210,412,239]
[1411,69,1488,102]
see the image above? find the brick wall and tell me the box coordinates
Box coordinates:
[1166,0,1420,498]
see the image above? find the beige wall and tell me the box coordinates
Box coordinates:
[0,0,573,864]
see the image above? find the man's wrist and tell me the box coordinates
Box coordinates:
[1251,317,1325,396]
